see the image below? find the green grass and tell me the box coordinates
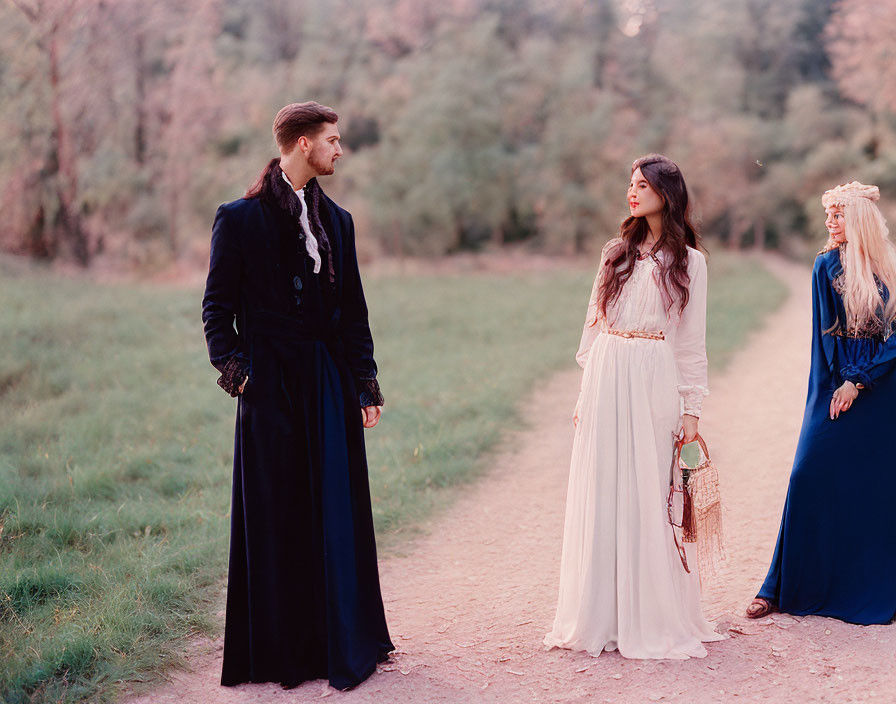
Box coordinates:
[0,252,786,703]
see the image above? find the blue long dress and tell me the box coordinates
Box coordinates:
[757,245,896,625]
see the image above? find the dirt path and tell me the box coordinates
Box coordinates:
[127,256,895,704]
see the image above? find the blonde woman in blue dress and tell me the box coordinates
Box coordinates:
[747,182,896,623]
[545,154,723,659]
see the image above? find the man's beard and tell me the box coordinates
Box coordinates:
[309,148,336,176]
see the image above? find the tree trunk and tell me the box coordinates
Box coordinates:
[728,218,744,250]
[392,221,405,271]
[492,223,504,248]
[48,16,89,265]
[134,30,148,165]
[753,218,766,250]
[574,220,587,255]
[167,173,180,257]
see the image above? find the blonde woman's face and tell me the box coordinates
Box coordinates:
[825,205,846,244]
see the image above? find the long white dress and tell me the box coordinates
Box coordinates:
[545,239,723,659]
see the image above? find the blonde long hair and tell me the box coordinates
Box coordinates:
[822,182,896,335]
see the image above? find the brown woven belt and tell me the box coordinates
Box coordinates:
[606,328,665,341]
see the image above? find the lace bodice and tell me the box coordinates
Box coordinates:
[576,239,709,416]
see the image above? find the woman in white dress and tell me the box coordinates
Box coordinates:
[545,154,723,659]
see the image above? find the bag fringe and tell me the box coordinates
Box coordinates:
[670,435,726,586]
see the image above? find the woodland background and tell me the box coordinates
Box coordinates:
[1,0,895,272]
[2,2,884,701]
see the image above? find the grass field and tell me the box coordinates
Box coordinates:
[0,252,787,703]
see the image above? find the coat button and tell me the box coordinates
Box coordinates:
[293,276,303,291]
[294,295,302,306]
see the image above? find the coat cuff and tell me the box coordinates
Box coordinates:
[217,356,249,397]
[357,377,384,407]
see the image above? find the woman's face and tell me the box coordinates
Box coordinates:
[627,167,664,219]
[825,205,846,244]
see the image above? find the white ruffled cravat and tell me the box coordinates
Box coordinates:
[281,171,322,274]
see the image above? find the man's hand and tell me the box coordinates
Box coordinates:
[681,414,698,443]
[830,381,859,419]
[362,406,381,428]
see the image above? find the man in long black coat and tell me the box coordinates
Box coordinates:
[202,102,393,691]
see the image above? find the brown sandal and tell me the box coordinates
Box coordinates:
[745,597,777,619]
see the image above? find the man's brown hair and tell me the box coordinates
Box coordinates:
[272,101,338,153]
[245,101,338,198]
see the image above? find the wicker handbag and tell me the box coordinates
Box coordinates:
[666,434,725,579]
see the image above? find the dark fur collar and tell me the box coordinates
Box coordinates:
[261,163,336,284]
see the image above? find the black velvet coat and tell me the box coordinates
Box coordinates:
[202,168,393,690]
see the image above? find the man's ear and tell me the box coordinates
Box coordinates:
[296,135,311,156]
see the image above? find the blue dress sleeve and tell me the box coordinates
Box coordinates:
[838,327,896,389]
[821,253,896,388]
[812,256,840,374]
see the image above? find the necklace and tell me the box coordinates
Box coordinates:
[637,240,661,260]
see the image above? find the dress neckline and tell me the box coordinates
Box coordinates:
[636,251,661,266]
[636,243,660,261]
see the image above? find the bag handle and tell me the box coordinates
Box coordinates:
[666,483,691,573]
[673,432,710,465]
[668,432,708,574]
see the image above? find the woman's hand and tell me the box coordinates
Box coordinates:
[681,414,698,443]
[830,381,859,419]
[362,406,381,428]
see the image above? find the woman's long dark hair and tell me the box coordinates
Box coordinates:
[597,154,700,322]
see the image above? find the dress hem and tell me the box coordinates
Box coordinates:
[752,593,896,627]
[543,632,723,660]
[221,646,394,691]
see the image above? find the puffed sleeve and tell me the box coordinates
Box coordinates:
[202,205,249,396]
[813,253,896,389]
[674,249,709,417]
[338,212,384,407]
[575,273,602,369]
[837,326,896,389]
[812,255,840,374]
[575,238,619,369]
